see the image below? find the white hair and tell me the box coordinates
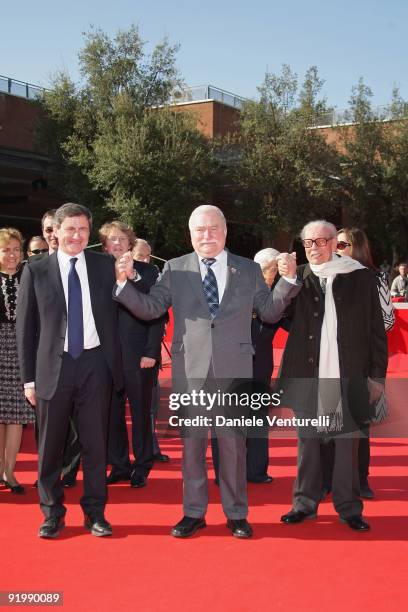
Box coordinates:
[134,238,151,251]
[188,205,226,230]
[300,220,337,240]
[254,248,280,266]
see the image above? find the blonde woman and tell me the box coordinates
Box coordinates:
[0,228,35,494]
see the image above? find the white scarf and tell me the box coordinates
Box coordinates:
[310,255,365,431]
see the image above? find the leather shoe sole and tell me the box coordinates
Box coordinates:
[226,519,253,538]
[39,520,65,539]
[340,516,370,531]
[281,510,317,524]
[171,518,206,538]
[84,518,113,537]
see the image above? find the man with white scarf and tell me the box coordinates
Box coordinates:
[280,220,387,531]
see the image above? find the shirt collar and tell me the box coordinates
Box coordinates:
[57,249,85,267]
[198,249,227,265]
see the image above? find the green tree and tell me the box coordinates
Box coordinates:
[339,79,408,263]
[37,26,217,254]
[225,65,341,247]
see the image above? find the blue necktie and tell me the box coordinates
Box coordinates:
[68,257,84,359]
[202,258,219,319]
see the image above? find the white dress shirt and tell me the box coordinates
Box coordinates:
[57,249,100,351]
[197,249,228,302]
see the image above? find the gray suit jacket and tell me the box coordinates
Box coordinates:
[115,251,301,388]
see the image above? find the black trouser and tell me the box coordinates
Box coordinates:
[34,415,81,481]
[36,348,111,519]
[295,436,363,519]
[108,368,154,478]
[321,426,370,489]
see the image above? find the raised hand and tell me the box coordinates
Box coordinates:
[277,252,297,279]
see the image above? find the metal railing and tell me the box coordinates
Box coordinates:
[0,75,45,100]
[311,105,405,127]
[170,85,247,109]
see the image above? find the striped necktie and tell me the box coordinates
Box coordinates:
[202,258,219,319]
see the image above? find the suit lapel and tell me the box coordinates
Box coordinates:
[48,252,67,314]
[84,251,100,321]
[218,252,240,314]
[185,252,209,312]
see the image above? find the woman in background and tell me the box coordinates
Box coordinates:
[321,226,392,500]
[0,228,35,494]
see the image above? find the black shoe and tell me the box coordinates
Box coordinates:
[3,480,25,494]
[247,475,274,484]
[320,485,331,500]
[226,519,253,538]
[171,516,206,538]
[39,517,65,539]
[359,483,374,499]
[153,453,170,463]
[340,515,370,531]
[106,470,131,485]
[281,509,317,524]
[84,515,113,537]
[61,475,77,488]
[130,473,147,488]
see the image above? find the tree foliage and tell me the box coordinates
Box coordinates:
[37,26,217,253]
[225,65,341,247]
[339,79,408,262]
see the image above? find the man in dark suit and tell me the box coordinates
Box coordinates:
[279,220,387,531]
[99,222,165,488]
[114,204,300,539]
[16,203,123,538]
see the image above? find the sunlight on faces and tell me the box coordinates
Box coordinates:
[133,244,151,263]
[261,262,279,287]
[0,239,21,273]
[104,230,131,260]
[28,237,48,256]
[55,215,90,256]
[336,232,352,257]
[190,210,227,258]
[42,215,59,251]
[304,224,336,265]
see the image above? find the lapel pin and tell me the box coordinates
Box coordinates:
[230,267,237,274]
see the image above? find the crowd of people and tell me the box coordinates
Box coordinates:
[0,202,402,539]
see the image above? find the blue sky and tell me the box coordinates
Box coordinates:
[2,0,407,109]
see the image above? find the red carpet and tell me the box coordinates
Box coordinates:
[1,414,407,611]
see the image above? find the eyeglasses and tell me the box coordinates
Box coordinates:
[107,236,129,244]
[30,248,49,255]
[336,241,351,250]
[302,238,334,248]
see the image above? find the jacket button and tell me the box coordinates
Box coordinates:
[313,312,318,317]
[314,296,319,302]
[308,357,314,363]
[309,334,314,340]
[211,323,215,329]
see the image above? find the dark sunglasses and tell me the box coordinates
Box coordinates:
[336,241,351,250]
[30,248,49,255]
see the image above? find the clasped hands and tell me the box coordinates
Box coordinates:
[277,252,297,279]
[116,251,136,282]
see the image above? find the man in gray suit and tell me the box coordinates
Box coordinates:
[115,205,300,538]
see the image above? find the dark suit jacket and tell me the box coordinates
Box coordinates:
[119,260,165,370]
[279,264,388,426]
[16,249,123,400]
